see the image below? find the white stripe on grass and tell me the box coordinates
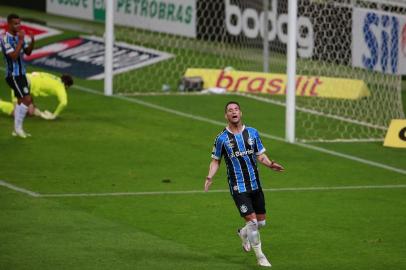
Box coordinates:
[40,184,406,197]
[0,180,40,197]
[73,85,406,175]
[1,179,406,198]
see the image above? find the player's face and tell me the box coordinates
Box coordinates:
[8,18,21,34]
[225,103,242,124]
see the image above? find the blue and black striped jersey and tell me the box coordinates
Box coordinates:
[211,125,266,195]
[1,32,28,77]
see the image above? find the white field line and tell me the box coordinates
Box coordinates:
[1,179,406,198]
[299,138,384,143]
[40,184,406,198]
[0,180,40,197]
[72,85,406,175]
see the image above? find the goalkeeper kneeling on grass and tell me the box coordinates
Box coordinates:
[3,72,73,120]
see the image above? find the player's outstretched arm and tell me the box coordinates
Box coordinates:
[204,159,220,192]
[257,153,284,172]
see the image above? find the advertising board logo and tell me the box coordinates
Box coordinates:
[383,119,406,148]
[24,38,83,61]
[399,127,406,141]
[362,12,400,74]
[185,68,371,100]
[93,0,106,21]
[25,36,173,79]
[225,0,314,58]
[0,18,61,40]
[352,8,406,75]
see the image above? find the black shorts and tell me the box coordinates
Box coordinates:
[6,75,30,99]
[232,189,266,217]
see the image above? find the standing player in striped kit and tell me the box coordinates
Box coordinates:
[1,13,35,138]
[204,101,284,267]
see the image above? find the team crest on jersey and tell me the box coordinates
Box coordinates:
[240,204,248,213]
[23,87,29,94]
[233,185,238,191]
[247,138,254,146]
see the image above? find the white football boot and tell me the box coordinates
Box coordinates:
[257,254,272,267]
[12,129,31,138]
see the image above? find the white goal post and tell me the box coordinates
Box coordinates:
[104,0,114,96]
[286,0,297,143]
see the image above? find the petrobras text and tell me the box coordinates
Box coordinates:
[225,0,314,58]
[352,7,406,75]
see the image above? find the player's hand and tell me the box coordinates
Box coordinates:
[204,177,213,192]
[270,161,284,172]
[28,104,37,116]
[29,32,35,42]
[39,111,51,119]
[17,30,25,40]
[41,110,56,120]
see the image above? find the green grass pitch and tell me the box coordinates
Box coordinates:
[1,5,406,270]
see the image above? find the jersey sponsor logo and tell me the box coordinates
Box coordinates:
[230,149,254,158]
[25,36,173,79]
[240,204,248,213]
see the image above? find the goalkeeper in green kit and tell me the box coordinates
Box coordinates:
[1,72,73,120]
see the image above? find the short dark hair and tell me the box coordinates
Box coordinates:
[225,101,240,113]
[7,14,20,23]
[61,74,74,88]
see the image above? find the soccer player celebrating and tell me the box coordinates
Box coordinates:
[204,101,284,267]
[0,13,35,138]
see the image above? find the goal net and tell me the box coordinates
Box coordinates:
[112,0,274,92]
[294,0,405,142]
[110,0,405,142]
